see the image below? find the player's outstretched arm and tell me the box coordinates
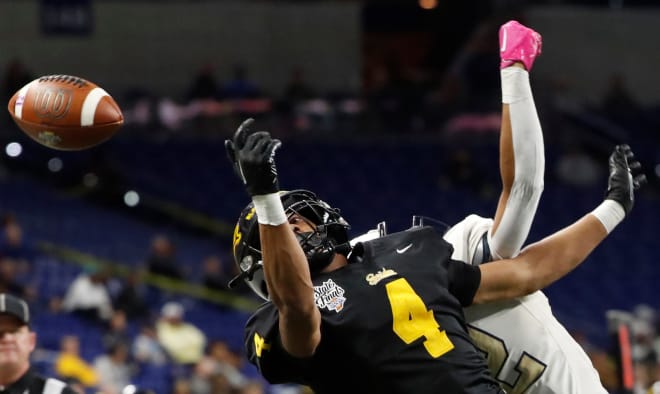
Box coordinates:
[490,21,544,259]
[226,119,321,357]
[474,145,646,304]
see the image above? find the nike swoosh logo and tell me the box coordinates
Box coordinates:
[396,243,413,254]
[500,29,507,52]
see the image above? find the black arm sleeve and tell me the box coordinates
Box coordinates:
[447,260,481,307]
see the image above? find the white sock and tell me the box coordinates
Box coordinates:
[501,68,532,104]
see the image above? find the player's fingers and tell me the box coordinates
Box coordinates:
[628,160,641,171]
[611,147,626,166]
[251,133,271,156]
[272,139,282,153]
[266,139,282,159]
[245,131,270,152]
[234,118,254,148]
[633,174,647,189]
[236,118,254,135]
[225,140,236,162]
[614,144,632,164]
[619,145,636,161]
[618,143,631,152]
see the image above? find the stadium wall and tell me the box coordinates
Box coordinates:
[528,6,660,106]
[0,1,361,99]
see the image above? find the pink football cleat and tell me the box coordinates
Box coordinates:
[499,20,542,71]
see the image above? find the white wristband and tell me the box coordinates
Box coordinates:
[253,193,288,226]
[591,200,625,234]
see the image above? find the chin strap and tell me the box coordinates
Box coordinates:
[334,242,352,257]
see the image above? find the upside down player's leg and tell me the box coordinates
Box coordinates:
[490,20,544,260]
[450,21,609,394]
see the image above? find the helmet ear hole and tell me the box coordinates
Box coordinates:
[240,255,255,275]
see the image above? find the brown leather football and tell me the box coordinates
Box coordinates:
[7,75,124,151]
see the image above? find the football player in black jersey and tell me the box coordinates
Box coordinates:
[224,115,645,393]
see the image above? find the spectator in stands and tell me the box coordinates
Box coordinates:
[283,67,315,105]
[239,380,266,394]
[191,339,247,393]
[439,148,493,198]
[190,359,217,394]
[362,60,418,134]
[200,254,229,292]
[2,58,32,99]
[156,301,207,366]
[555,144,602,187]
[0,219,35,264]
[132,322,168,366]
[61,264,114,323]
[102,310,131,353]
[146,235,183,280]
[54,335,99,390]
[438,19,501,114]
[113,269,151,323]
[0,218,37,302]
[206,340,247,388]
[0,293,80,394]
[600,72,642,126]
[186,62,221,101]
[0,257,36,301]
[93,342,136,394]
[220,64,261,100]
[207,373,233,394]
[2,58,33,127]
[171,378,193,394]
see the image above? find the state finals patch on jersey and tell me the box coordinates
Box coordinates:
[313,279,346,312]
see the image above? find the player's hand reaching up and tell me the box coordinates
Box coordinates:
[605,144,647,215]
[225,118,282,197]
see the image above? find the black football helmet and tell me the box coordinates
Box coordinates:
[228,189,351,300]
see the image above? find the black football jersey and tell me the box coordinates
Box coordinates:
[244,226,504,394]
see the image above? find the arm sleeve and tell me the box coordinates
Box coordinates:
[447,260,481,307]
[491,69,544,259]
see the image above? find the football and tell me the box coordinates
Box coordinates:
[7,75,124,151]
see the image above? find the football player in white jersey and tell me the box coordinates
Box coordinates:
[352,20,614,393]
[446,20,609,394]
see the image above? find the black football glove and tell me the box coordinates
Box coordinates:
[225,118,282,197]
[605,144,647,216]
